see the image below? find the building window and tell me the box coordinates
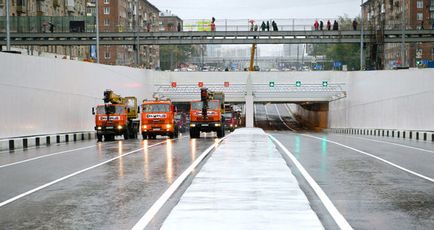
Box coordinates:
[104,18,110,26]
[417,13,423,21]
[104,0,110,4]
[105,51,110,59]
[431,12,434,19]
[416,1,423,9]
[104,7,110,15]
[432,48,434,56]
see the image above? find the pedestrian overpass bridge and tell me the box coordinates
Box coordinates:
[2,30,434,46]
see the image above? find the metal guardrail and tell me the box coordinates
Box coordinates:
[154,83,346,103]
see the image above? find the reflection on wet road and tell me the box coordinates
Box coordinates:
[259,104,434,230]
[0,136,216,229]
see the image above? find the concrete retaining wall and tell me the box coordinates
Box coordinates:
[329,69,434,131]
[0,52,154,139]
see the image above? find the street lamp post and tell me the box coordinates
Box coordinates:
[400,0,406,67]
[360,0,364,70]
[95,0,100,63]
[6,0,11,51]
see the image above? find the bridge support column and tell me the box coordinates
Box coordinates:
[245,73,254,128]
[245,95,254,128]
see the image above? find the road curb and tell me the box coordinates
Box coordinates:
[328,128,434,142]
[0,132,96,152]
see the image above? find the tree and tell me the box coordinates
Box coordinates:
[160,45,199,70]
[311,15,361,71]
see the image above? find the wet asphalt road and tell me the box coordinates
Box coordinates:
[259,104,434,230]
[0,134,217,229]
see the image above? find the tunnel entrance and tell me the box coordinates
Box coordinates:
[254,102,329,131]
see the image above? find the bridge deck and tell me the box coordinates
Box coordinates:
[1,30,433,45]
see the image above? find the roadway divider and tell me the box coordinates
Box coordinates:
[329,128,434,142]
[0,132,95,152]
[158,128,324,229]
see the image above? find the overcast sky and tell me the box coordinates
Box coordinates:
[151,0,362,19]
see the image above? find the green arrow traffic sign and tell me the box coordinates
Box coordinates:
[295,81,302,87]
[269,82,275,88]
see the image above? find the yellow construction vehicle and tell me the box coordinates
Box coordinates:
[92,90,140,141]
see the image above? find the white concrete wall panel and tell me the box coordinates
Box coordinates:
[1,52,433,138]
[0,53,153,138]
[329,69,434,131]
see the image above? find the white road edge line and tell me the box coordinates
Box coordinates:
[0,140,168,208]
[333,134,434,154]
[0,145,97,169]
[269,135,353,230]
[274,104,295,131]
[302,134,434,183]
[131,136,229,230]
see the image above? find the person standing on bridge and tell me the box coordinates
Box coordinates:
[420,20,424,30]
[320,21,324,31]
[272,21,278,31]
[314,20,319,30]
[352,19,358,30]
[177,22,182,32]
[327,20,331,30]
[261,21,266,31]
[333,20,339,31]
[211,17,216,32]
[266,21,270,31]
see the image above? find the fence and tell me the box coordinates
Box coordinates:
[0,16,96,33]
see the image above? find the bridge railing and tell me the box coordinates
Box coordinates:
[0,17,386,33]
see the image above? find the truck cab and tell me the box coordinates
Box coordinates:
[223,112,238,132]
[94,104,128,141]
[189,100,225,138]
[141,100,179,139]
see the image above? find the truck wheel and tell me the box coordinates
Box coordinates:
[97,134,103,142]
[217,127,225,138]
[124,131,129,140]
[142,133,148,140]
[190,128,197,138]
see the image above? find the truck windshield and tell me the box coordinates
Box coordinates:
[223,113,233,119]
[191,101,219,110]
[96,105,125,114]
[143,104,170,112]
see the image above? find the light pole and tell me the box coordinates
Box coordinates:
[400,0,406,67]
[96,0,100,63]
[6,0,11,51]
[360,0,364,70]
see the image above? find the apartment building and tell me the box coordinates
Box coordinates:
[97,0,160,68]
[363,0,434,69]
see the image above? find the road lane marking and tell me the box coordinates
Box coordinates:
[275,104,295,131]
[0,140,169,208]
[302,134,434,183]
[132,136,229,230]
[332,134,434,154]
[269,135,353,230]
[0,145,97,169]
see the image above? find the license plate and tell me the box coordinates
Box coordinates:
[202,124,209,127]
[106,127,114,129]
[153,128,161,131]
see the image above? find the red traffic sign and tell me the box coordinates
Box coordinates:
[224,82,230,87]
[198,82,204,88]
[171,82,177,88]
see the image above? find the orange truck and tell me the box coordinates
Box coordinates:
[189,88,225,138]
[93,90,139,142]
[141,100,179,139]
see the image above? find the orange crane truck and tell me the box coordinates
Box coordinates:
[141,99,179,139]
[93,90,140,142]
[189,88,225,138]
